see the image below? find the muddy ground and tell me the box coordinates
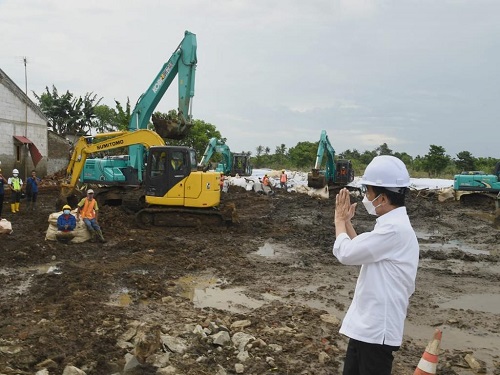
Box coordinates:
[0,184,499,375]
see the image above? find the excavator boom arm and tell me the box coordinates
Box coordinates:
[314,130,336,175]
[198,138,232,174]
[129,31,197,131]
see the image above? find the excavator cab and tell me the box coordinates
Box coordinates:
[137,146,235,227]
[335,159,355,185]
[145,147,196,199]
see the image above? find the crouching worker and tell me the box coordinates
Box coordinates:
[56,204,76,243]
[76,189,106,243]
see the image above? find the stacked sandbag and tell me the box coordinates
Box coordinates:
[45,210,91,243]
[0,219,13,235]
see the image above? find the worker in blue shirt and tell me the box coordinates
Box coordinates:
[26,169,42,210]
[56,204,77,243]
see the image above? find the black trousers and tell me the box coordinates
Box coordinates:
[10,191,21,204]
[28,192,38,203]
[0,193,4,217]
[343,338,399,375]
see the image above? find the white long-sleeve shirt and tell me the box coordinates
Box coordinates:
[333,207,419,346]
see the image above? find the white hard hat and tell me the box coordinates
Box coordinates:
[359,156,410,190]
[13,169,19,174]
[87,189,94,194]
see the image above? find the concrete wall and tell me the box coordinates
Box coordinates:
[0,69,48,178]
[47,131,71,175]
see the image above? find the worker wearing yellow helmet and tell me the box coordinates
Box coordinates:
[56,204,77,243]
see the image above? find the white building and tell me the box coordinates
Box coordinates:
[0,68,48,179]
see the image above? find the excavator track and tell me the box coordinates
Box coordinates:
[135,203,237,228]
[459,192,498,210]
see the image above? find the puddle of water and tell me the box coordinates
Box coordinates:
[256,242,276,257]
[192,286,273,313]
[415,230,440,240]
[176,274,220,300]
[176,272,349,317]
[420,242,489,255]
[175,273,279,313]
[255,242,296,258]
[18,262,61,274]
[404,321,500,369]
[416,232,489,255]
[438,293,500,314]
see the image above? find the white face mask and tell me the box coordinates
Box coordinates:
[63,210,71,215]
[13,173,18,177]
[362,194,382,216]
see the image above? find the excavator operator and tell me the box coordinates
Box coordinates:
[170,153,184,171]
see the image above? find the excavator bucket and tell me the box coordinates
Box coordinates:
[308,169,327,189]
[56,185,83,211]
[152,113,192,140]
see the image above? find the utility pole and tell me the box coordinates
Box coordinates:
[23,57,28,182]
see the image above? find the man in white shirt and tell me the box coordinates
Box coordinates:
[333,155,419,375]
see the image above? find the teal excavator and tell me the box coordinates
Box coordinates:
[307,130,354,189]
[81,30,197,186]
[453,162,500,218]
[198,138,253,177]
[454,162,500,193]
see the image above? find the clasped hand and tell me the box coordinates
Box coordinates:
[335,188,356,223]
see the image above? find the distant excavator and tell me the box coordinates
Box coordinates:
[453,162,500,221]
[307,130,354,190]
[197,138,253,177]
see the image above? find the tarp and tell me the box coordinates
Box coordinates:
[13,135,43,167]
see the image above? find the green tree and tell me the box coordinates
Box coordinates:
[34,85,102,135]
[393,152,413,165]
[275,144,287,165]
[287,141,317,169]
[476,157,500,174]
[455,151,476,172]
[359,150,378,165]
[93,104,120,132]
[255,146,263,157]
[339,149,361,160]
[376,143,393,155]
[114,98,132,130]
[422,145,451,177]
[167,118,223,161]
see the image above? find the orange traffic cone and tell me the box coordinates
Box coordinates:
[414,329,442,375]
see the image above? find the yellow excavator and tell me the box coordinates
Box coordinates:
[61,129,235,227]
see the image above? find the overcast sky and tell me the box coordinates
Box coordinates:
[1,0,499,159]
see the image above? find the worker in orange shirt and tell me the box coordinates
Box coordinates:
[280,170,288,190]
[76,189,106,243]
[262,174,270,186]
